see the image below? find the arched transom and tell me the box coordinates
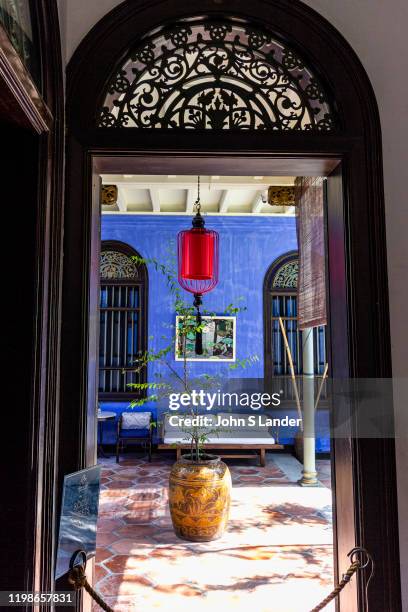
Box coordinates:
[272,259,299,288]
[100,250,139,280]
[98,18,334,131]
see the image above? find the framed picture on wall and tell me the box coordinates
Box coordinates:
[175,315,236,362]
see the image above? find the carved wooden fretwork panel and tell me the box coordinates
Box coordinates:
[272,260,299,288]
[100,250,139,280]
[99,19,334,131]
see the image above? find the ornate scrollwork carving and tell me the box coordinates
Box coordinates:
[267,186,296,207]
[101,185,118,206]
[272,260,299,288]
[98,18,334,131]
[100,250,139,280]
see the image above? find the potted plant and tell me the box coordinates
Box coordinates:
[129,253,256,541]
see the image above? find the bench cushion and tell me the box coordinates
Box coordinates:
[122,411,151,429]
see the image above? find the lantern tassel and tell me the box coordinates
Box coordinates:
[194,294,203,355]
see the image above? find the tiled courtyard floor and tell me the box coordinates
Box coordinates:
[95,452,333,612]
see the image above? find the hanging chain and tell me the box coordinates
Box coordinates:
[194,175,201,214]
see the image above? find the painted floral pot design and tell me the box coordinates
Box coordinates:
[168,454,231,542]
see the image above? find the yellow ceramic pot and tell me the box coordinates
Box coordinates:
[169,454,231,542]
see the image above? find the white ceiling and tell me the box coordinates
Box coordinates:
[100,175,296,216]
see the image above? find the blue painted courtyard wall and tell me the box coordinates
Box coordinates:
[99,214,328,451]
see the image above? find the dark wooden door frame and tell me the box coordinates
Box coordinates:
[63,2,401,610]
[0,0,64,599]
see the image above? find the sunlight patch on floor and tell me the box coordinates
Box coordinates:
[94,454,334,612]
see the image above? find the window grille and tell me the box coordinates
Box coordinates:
[265,252,326,379]
[99,244,147,398]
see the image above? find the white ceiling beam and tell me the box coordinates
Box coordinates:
[116,186,127,212]
[102,210,296,217]
[219,190,229,213]
[102,178,295,191]
[149,188,161,213]
[251,190,266,214]
[186,188,196,213]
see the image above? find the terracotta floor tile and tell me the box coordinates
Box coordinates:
[97,518,124,533]
[154,583,202,596]
[97,573,153,597]
[105,553,149,572]
[150,516,173,527]
[111,538,156,555]
[122,514,156,525]
[149,546,193,559]
[122,508,165,523]
[235,468,260,475]
[101,470,117,478]
[236,475,265,483]
[97,531,123,547]
[95,546,113,563]
[95,453,334,610]
[95,563,109,582]
[134,476,164,484]
[128,489,163,500]
[150,530,182,545]
[114,524,158,539]
[104,480,137,490]
[99,501,127,515]
[101,490,131,500]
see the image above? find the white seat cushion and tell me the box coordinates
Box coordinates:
[122,411,151,429]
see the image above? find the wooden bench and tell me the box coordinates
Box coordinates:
[158,443,284,467]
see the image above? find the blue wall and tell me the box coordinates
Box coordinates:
[100,214,300,443]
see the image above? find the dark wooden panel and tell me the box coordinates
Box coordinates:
[94,151,341,176]
[0,125,39,590]
[0,0,65,597]
[326,165,357,611]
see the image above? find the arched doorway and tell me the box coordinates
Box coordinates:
[61,2,400,609]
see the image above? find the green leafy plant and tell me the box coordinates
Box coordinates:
[127,248,257,461]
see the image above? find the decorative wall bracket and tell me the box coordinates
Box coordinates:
[262,186,296,207]
[101,184,118,207]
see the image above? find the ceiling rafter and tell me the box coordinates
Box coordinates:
[117,186,128,212]
[186,188,196,213]
[149,188,161,212]
[101,176,297,216]
[219,190,229,213]
[251,190,266,214]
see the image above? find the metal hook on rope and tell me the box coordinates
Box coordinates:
[309,546,374,612]
[68,550,114,612]
[349,547,375,610]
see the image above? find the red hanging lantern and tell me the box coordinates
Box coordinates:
[177,177,219,354]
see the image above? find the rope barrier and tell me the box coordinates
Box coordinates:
[68,546,374,612]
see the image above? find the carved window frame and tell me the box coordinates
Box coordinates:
[99,241,148,400]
